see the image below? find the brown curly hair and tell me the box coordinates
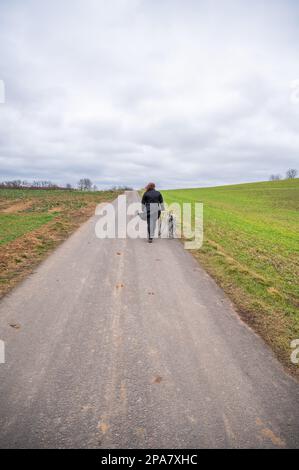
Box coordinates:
[145,182,155,191]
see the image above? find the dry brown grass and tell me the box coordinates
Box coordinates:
[0,189,120,298]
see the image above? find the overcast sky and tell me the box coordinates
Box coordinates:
[0,0,299,189]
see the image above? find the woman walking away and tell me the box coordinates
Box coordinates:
[141,182,164,243]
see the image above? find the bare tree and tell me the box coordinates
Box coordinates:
[12,179,22,187]
[286,168,298,179]
[2,180,22,188]
[110,185,133,191]
[84,178,92,190]
[0,180,62,189]
[31,180,57,188]
[269,174,281,181]
[77,178,92,190]
[77,179,84,191]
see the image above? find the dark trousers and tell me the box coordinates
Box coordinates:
[146,210,161,239]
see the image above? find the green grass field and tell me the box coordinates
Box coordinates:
[0,188,119,297]
[163,179,299,374]
[0,213,55,245]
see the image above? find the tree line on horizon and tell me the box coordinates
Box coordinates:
[0,170,297,190]
[269,168,298,181]
[0,178,133,191]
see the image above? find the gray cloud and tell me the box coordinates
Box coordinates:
[0,0,299,189]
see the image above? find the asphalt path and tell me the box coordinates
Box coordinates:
[0,191,298,448]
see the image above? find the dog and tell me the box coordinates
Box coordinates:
[139,209,175,239]
[167,212,175,238]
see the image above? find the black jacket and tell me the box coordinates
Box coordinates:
[141,189,164,212]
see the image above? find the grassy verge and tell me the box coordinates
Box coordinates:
[163,179,299,377]
[0,188,120,298]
